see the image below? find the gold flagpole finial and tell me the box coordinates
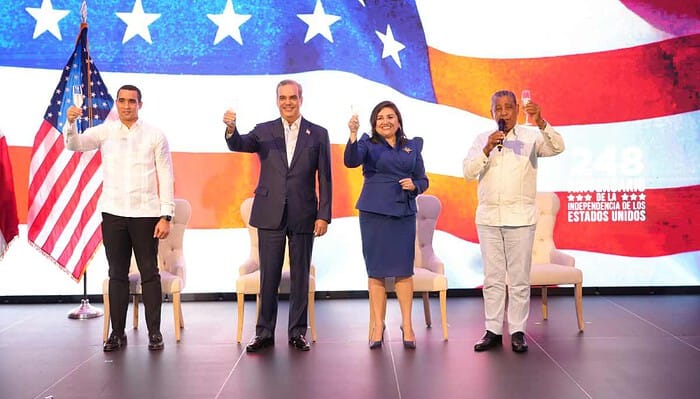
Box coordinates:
[80,1,87,24]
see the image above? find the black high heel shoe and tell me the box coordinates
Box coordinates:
[369,324,386,350]
[400,326,416,350]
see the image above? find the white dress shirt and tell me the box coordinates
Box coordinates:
[64,119,175,218]
[283,117,301,167]
[463,123,564,227]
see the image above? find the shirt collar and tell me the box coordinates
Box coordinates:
[509,124,519,137]
[120,118,142,131]
[282,116,301,130]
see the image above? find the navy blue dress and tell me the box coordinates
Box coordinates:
[344,134,429,278]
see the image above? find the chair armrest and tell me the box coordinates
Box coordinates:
[550,249,575,267]
[423,253,445,275]
[239,258,259,275]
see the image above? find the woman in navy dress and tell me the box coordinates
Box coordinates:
[344,100,429,349]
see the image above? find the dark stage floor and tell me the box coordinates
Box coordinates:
[1,294,699,399]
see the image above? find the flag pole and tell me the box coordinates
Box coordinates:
[68,2,103,320]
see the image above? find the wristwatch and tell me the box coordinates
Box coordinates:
[160,215,172,222]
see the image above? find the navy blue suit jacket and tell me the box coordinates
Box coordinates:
[344,133,428,217]
[226,117,332,233]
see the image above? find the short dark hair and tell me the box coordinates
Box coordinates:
[491,90,516,111]
[118,84,142,103]
[276,79,302,98]
[369,100,407,146]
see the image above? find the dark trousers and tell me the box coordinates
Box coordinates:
[101,213,162,335]
[256,214,314,339]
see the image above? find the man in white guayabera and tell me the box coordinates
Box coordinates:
[463,89,565,353]
[65,85,174,352]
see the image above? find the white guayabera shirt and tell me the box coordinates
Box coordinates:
[463,123,564,227]
[64,119,175,218]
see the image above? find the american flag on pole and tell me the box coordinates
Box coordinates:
[0,130,19,260]
[27,19,114,281]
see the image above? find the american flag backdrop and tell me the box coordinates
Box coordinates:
[0,0,698,292]
[26,22,114,281]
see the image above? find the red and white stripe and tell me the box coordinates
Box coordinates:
[27,120,103,281]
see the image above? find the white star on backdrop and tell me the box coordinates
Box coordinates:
[207,0,252,45]
[297,0,341,44]
[375,24,405,68]
[25,0,70,40]
[115,0,161,44]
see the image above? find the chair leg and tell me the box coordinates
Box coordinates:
[173,291,182,342]
[236,293,245,343]
[179,301,185,328]
[255,294,261,320]
[132,294,140,329]
[439,290,448,341]
[422,292,432,327]
[102,292,110,342]
[541,286,548,320]
[575,283,584,332]
[308,291,317,342]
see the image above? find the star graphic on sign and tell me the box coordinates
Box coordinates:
[207,0,252,45]
[567,194,575,202]
[25,0,70,40]
[638,192,646,201]
[375,24,406,68]
[116,0,161,44]
[621,193,629,201]
[297,0,341,44]
[585,194,592,201]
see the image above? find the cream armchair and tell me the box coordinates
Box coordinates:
[531,192,584,331]
[235,197,317,343]
[102,198,192,342]
[369,194,449,341]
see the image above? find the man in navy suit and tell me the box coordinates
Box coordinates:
[223,79,332,352]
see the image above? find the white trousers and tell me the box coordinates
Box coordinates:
[476,224,536,335]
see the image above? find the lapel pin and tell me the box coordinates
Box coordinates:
[403,147,412,153]
[305,129,310,135]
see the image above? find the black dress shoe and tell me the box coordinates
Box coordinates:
[511,331,528,353]
[474,330,502,352]
[148,332,164,351]
[246,336,274,353]
[288,335,311,351]
[103,332,127,352]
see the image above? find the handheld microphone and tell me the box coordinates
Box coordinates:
[497,119,506,152]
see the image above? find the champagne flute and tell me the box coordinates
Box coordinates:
[72,85,84,125]
[349,104,360,136]
[73,85,84,109]
[521,89,532,125]
[350,103,359,117]
[225,99,239,129]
